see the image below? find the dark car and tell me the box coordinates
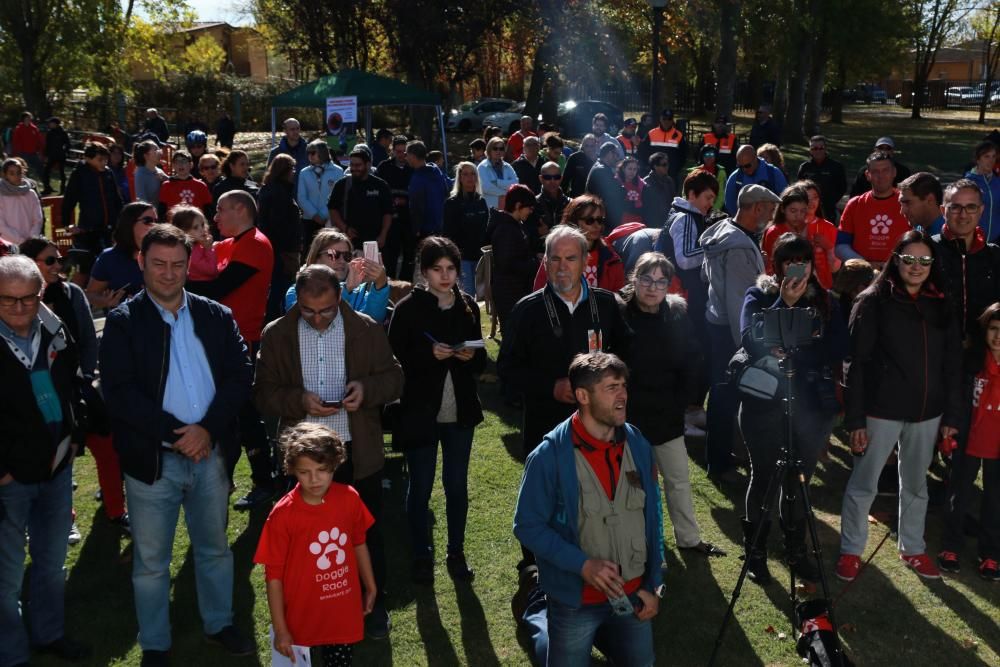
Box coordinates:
[556,100,624,138]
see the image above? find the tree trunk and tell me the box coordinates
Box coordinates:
[910,70,926,120]
[694,41,712,115]
[803,6,828,137]
[716,0,741,118]
[524,41,549,120]
[20,51,47,115]
[831,57,846,123]
[772,62,788,127]
[783,12,811,146]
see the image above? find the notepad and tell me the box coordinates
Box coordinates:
[269,626,312,666]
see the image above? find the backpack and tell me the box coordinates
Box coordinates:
[475,244,493,305]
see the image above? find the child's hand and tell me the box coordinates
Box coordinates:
[274,629,296,662]
[362,586,377,615]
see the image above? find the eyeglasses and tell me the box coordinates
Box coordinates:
[541,174,561,181]
[637,275,670,291]
[895,253,934,266]
[946,203,981,216]
[322,250,352,261]
[42,255,66,266]
[578,215,605,226]
[300,306,337,318]
[137,215,158,225]
[0,293,40,308]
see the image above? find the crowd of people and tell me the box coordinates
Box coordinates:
[1,103,999,667]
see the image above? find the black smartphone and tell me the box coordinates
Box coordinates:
[321,400,343,408]
[785,263,807,280]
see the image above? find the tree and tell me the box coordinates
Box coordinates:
[973,4,1000,124]
[180,34,228,78]
[716,0,741,119]
[907,0,973,120]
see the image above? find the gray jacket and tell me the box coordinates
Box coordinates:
[700,218,765,345]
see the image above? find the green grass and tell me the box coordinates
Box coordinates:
[35,311,1000,667]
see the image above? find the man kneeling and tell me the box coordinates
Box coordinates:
[513,352,663,666]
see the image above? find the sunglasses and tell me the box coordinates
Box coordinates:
[541,174,561,181]
[42,255,66,266]
[738,161,755,170]
[323,250,352,261]
[137,215,158,225]
[491,147,505,152]
[896,253,934,266]
[578,215,605,226]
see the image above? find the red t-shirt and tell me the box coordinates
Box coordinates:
[213,227,273,342]
[159,177,212,212]
[570,414,643,605]
[762,217,839,289]
[253,482,375,646]
[966,352,1000,459]
[838,190,910,264]
[507,130,537,161]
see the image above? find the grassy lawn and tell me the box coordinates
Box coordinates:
[33,313,1000,667]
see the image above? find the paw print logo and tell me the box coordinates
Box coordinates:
[869,214,892,235]
[309,527,348,570]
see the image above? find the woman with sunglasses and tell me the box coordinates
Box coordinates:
[284,229,389,322]
[20,236,130,534]
[477,137,518,210]
[837,229,963,582]
[738,233,848,585]
[85,201,155,310]
[531,194,625,292]
[619,251,725,559]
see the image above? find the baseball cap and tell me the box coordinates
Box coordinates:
[598,141,620,157]
[874,136,895,149]
[624,118,637,127]
[737,184,781,208]
[660,109,674,119]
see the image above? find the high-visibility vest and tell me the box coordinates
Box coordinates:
[617,134,638,156]
[648,126,683,150]
[703,132,735,155]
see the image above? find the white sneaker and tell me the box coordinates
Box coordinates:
[68,523,82,545]
[685,408,707,429]
[685,424,707,438]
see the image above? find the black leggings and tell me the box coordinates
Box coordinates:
[321,643,353,666]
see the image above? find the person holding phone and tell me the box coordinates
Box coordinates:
[737,233,848,585]
[388,237,485,584]
[86,201,155,310]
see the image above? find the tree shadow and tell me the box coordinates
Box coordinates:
[922,576,1000,659]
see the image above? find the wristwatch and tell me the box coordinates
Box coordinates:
[654,584,666,599]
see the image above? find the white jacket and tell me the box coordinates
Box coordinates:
[0,187,43,245]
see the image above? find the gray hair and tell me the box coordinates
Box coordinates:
[450,161,482,198]
[0,255,43,290]
[283,117,301,129]
[630,251,675,284]
[544,224,588,258]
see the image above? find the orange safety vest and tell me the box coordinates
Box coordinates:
[617,134,638,156]
[648,126,683,150]
[703,132,735,155]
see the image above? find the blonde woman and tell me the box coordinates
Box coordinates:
[442,161,488,295]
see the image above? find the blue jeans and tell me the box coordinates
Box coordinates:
[125,448,234,651]
[404,423,474,557]
[705,322,739,474]
[460,260,478,297]
[0,462,73,667]
[547,595,655,667]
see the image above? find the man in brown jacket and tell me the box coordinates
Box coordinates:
[253,265,403,639]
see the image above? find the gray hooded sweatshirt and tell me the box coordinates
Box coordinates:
[700,217,765,346]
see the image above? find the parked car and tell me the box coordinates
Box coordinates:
[482,102,530,135]
[847,84,888,104]
[447,98,517,132]
[945,86,974,106]
[961,82,1000,106]
[556,100,624,137]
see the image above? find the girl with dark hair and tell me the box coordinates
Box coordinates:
[619,251,724,557]
[259,153,302,321]
[532,194,625,291]
[387,236,486,584]
[20,236,130,535]
[762,183,839,290]
[108,143,131,202]
[212,149,260,203]
[133,140,167,205]
[85,200,156,309]
[615,157,645,225]
[937,302,1000,581]
[760,185,809,274]
[487,183,538,333]
[837,229,963,582]
[738,232,848,585]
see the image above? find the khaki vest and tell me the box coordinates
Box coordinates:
[574,442,648,582]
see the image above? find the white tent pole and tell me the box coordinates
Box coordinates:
[436,105,448,174]
[270,107,277,152]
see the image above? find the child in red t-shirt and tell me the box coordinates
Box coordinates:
[167,204,218,281]
[158,150,212,219]
[254,423,376,665]
[938,302,1000,582]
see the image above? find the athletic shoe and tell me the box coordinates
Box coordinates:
[68,523,82,545]
[365,604,391,640]
[978,558,1000,582]
[936,550,960,573]
[233,485,274,511]
[111,513,132,537]
[835,554,861,582]
[204,625,254,656]
[900,553,941,579]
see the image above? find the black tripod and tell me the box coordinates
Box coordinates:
[709,336,849,666]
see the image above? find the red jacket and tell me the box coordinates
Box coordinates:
[11,122,43,155]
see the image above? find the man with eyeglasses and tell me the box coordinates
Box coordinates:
[528,161,570,253]
[0,255,92,666]
[836,151,910,269]
[254,263,402,641]
[723,145,787,215]
[100,225,256,665]
[796,135,847,222]
[933,178,1000,344]
[563,134,599,198]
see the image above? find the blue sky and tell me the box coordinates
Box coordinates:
[133,0,251,26]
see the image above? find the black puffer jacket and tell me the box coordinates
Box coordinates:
[443,193,488,262]
[933,226,1000,343]
[487,209,538,321]
[844,278,963,431]
[619,291,701,443]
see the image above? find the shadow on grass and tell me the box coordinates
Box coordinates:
[454,583,502,667]
[922,577,1000,659]
[414,588,461,667]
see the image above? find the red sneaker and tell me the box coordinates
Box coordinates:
[900,553,941,579]
[936,550,959,573]
[978,558,1000,582]
[836,554,861,582]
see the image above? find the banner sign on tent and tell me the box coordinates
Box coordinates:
[326,96,357,123]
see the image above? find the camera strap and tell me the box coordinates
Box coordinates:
[543,284,600,340]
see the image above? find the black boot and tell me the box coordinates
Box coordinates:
[784,522,820,582]
[742,517,772,585]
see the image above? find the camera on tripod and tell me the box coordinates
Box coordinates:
[751,307,821,351]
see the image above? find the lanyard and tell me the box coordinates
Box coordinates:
[542,285,600,339]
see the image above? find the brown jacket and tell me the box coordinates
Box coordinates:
[253,301,403,480]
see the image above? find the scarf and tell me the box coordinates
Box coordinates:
[0,179,31,197]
